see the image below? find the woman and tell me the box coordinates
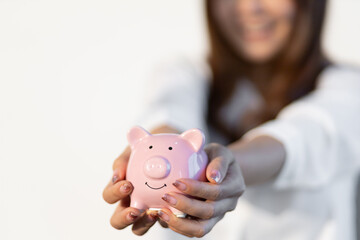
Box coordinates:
[103,0,360,239]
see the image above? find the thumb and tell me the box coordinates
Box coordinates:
[204,143,233,184]
[112,146,131,182]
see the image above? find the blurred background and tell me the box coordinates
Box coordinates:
[0,0,359,239]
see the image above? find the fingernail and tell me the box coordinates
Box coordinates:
[127,212,139,221]
[158,210,170,222]
[120,183,131,193]
[211,170,221,183]
[162,193,177,205]
[172,180,187,191]
[112,170,119,184]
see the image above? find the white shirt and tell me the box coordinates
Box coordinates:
[134,56,360,240]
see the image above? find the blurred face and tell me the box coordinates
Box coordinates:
[212,0,296,63]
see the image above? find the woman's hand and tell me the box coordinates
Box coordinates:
[102,125,181,235]
[102,146,158,235]
[157,142,245,238]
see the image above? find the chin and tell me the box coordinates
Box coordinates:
[240,46,278,64]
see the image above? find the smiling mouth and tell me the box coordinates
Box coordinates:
[145,182,167,190]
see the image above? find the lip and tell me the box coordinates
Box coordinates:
[234,19,274,41]
[145,182,167,190]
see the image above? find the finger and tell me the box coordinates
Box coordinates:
[162,192,213,219]
[103,180,133,204]
[131,211,158,235]
[157,208,221,238]
[162,192,239,219]
[110,203,144,230]
[158,218,169,228]
[204,143,234,184]
[206,156,231,184]
[172,178,222,200]
[112,146,131,180]
[173,172,243,201]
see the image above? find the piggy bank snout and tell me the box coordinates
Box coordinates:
[144,156,171,179]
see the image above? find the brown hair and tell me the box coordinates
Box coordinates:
[206,0,330,144]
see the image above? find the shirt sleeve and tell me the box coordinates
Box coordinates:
[243,65,360,190]
[133,56,211,134]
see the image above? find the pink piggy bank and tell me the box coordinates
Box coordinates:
[126,126,208,217]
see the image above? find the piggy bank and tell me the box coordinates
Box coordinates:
[126,126,208,217]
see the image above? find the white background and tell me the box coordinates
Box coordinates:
[0,0,359,239]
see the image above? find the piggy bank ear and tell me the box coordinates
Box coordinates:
[127,126,151,149]
[180,128,205,152]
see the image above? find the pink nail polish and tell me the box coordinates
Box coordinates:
[211,170,221,183]
[112,170,119,184]
[128,212,138,221]
[158,210,170,222]
[172,180,187,191]
[120,183,131,193]
[162,194,177,205]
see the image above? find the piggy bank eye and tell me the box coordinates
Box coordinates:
[149,145,153,149]
[168,147,173,150]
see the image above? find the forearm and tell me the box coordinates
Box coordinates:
[149,125,285,186]
[227,135,286,186]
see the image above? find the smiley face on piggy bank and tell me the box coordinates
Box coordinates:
[126,126,208,217]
